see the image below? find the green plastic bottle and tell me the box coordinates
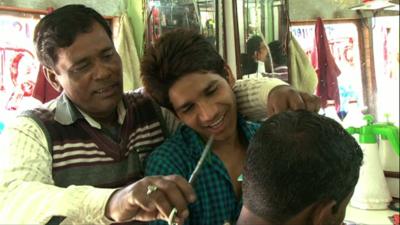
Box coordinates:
[346,115,399,209]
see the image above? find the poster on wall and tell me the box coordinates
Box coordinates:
[373,16,399,125]
[290,22,364,114]
[0,14,41,123]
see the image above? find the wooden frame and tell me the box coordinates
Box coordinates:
[232,0,242,78]
[0,5,116,20]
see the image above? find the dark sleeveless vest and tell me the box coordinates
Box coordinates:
[22,92,167,188]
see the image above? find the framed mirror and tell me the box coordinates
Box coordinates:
[233,0,288,79]
[146,0,225,57]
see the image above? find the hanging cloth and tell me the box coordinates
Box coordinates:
[311,17,341,110]
[115,12,142,91]
[283,0,317,94]
[288,33,318,94]
[31,7,61,103]
[32,65,60,103]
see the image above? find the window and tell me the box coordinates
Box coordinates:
[373,16,399,125]
[290,21,364,115]
[0,11,43,123]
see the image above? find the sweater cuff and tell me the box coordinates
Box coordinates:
[81,187,117,224]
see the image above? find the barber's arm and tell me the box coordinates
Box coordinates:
[233,77,320,120]
[0,117,195,225]
[0,117,116,224]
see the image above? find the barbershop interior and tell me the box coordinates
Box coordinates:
[0,0,399,225]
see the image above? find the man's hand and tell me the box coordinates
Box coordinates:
[267,85,321,117]
[105,175,196,224]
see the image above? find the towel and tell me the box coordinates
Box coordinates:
[311,17,341,110]
[288,33,318,94]
[115,12,142,91]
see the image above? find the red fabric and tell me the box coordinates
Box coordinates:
[311,17,341,110]
[32,65,60,103]
[394,214,399,225]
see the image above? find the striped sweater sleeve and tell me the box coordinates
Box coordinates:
[0,117,115,225]
[160,107,182,135]
[234,77,288,121]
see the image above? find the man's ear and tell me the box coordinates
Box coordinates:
[252,51,258,61]
[311,200,337,225]
[255,51,262,61]
[43,67,63,92]
[223,64,236,87]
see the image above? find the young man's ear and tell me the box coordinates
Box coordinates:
[43,67,63,92]
[223,64,236,87]
[311,199,337,225]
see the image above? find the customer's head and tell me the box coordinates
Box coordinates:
[141,29,237,141]
[34,4,123,121]
[238,110,363,225]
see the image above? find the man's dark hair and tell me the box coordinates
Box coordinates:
[241,35,263,75]
[141,29,227,111]
[34,4,112,69]
[268,40,287,66]
[243,110,363,224]
[246,35,263,56]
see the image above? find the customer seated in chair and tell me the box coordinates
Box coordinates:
[237,110,363,225]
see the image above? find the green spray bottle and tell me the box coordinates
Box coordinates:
[346,115,399,209]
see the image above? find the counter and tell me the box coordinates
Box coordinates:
[345,206,398,224]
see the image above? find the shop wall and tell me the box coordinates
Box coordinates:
[1,0,123,16]
[289,0,398,21]
[289,0,360,20]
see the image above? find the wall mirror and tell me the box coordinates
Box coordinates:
[234,0,288,78]
[146,0,224,57]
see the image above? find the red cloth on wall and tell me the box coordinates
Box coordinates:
[31,8,60,103]
[311,17,341,110]
[32,65,60,103]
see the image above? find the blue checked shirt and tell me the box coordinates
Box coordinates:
[145,115,260,225]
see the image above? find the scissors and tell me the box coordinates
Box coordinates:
[168,135,215,225]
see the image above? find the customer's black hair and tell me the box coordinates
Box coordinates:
[243,110,363,224]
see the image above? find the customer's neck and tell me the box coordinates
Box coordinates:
[237,205,315,225]
[236,206,270,225]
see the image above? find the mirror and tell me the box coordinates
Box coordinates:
[146,0,224,56]
[234,0,289,79]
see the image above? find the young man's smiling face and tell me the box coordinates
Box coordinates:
[49,21,123,121]
[169,72,237,142]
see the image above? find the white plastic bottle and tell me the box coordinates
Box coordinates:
[324,100,342,125]
[342,99,366,140]
[351,142,392,209]
[348,115,392,210]
[379,115,400,199]
[342,99,365,128]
